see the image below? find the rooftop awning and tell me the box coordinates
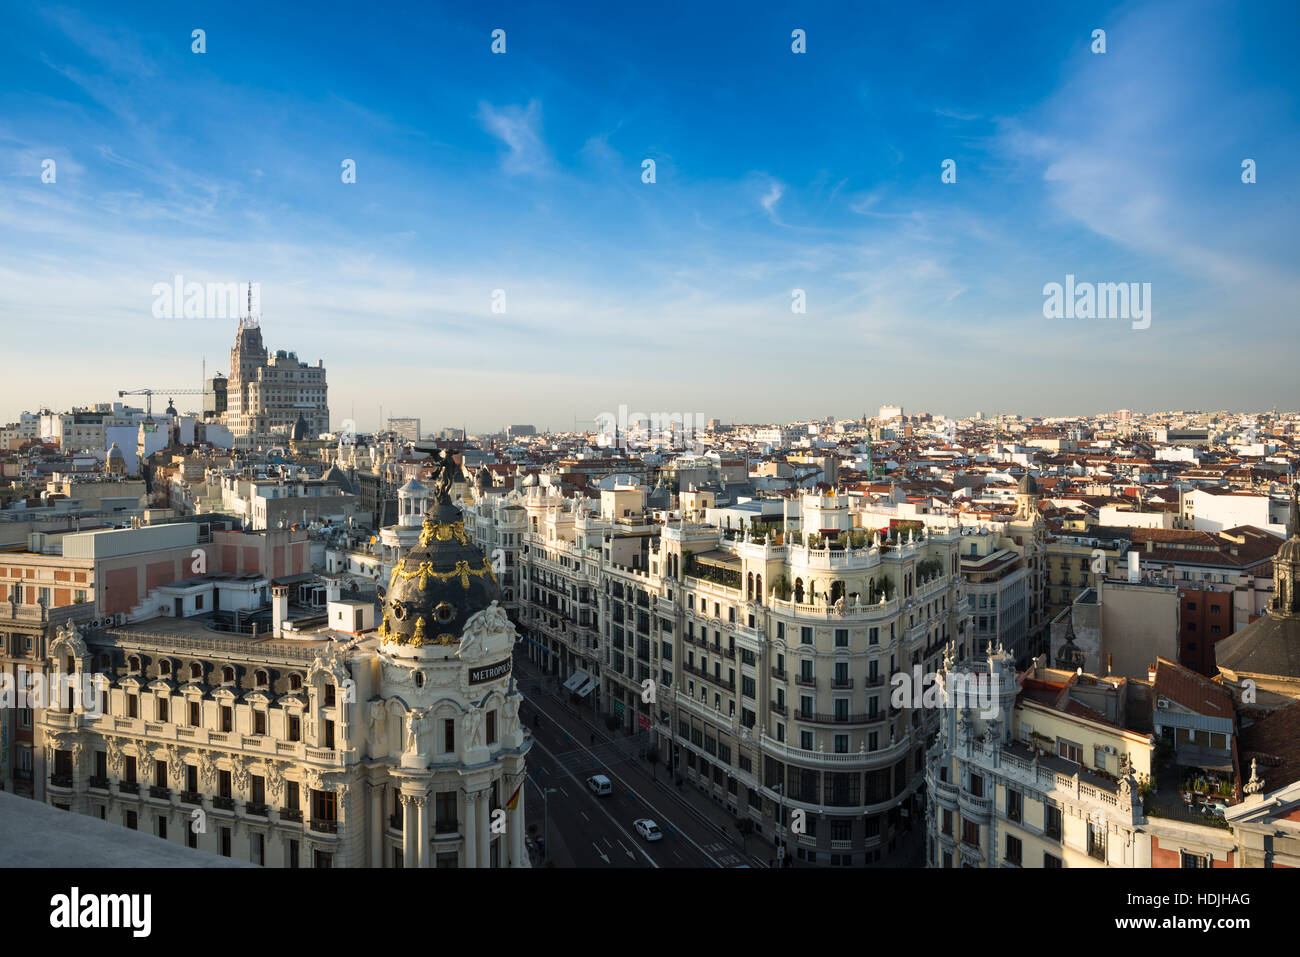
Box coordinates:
[563,669,590,692]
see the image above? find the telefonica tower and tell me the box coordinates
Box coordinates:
[226,303,329,443]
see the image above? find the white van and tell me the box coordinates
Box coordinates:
[586,774,612,796]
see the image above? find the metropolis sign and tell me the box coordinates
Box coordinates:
[468,658,511,685]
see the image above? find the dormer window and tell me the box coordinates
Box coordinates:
[222,666,235,684]
[190,663,202,681]
[289,674,302,691]
[255,670,269,688]
[160,660,172,677]
[128,656,141,673]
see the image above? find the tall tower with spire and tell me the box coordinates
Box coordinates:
[224,285,329,444]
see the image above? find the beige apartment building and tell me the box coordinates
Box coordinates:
[926,649,1155,868]
[480,482,972,864]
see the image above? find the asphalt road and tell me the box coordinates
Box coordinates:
[517,656,765,869]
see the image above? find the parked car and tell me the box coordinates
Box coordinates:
[634,818,663,842]
[586,774,612,796]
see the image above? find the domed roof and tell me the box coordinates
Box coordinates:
[379,455,500,648]
[398,477,426,495]
[522,473,538,487]
[107,443,124,460]
[1017,472,1038,495]
[292,412,309,441]
[475,467,491,489]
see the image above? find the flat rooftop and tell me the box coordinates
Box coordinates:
[0,791,251,867]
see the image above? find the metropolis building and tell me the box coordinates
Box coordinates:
[36,458,529,867]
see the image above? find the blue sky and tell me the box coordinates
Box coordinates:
[1,0,1297,432]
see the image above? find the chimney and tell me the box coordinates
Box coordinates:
[326,579,342,602]
[272,585,288,638]
[1147,662,1157,682]
[1106,653,1113,676]
[1128,551,1140,583]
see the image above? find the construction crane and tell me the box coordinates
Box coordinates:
[118,387,212,418]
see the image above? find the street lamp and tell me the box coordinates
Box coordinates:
[526,773,556,862]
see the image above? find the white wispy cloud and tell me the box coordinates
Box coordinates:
[760,179,784,217]
[478,100,550,175]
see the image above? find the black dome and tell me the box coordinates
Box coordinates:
[379,455,499,647]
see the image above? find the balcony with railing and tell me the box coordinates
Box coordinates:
[246,802,268,816]
[831,677,854,690]
[181,790,202,805]
[89,775,110,790]
[118,781,139,795]
[795,709,872,725]
[212,795,235,811]
[281,808,303,823]
[770,667,787,681]
[309,818,339,835]
[50,773,73,789]
[149,785,171,800]
[434,819,459,835]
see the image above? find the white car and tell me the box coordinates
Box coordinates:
[634,818,663,842]
[587,774,612,796]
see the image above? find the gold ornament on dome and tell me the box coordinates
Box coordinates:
[390,556,498,590]
[418,518,470,548]
[413,616,427,642]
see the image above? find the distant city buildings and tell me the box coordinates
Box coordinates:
[6,382,1300,868]
[386,418,420,444]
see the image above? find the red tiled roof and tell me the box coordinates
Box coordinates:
[1152,657,1233,718]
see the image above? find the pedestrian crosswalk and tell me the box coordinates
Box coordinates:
[703,841,745,867]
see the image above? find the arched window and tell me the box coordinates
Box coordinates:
[755,574,763,605]
[746,572,754,601]
[160,660,172,677]
[255,670,268,688]
[128,656,141,673]
[289,674,302,691]
[222,666,235,684]
[190,662,202,680]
